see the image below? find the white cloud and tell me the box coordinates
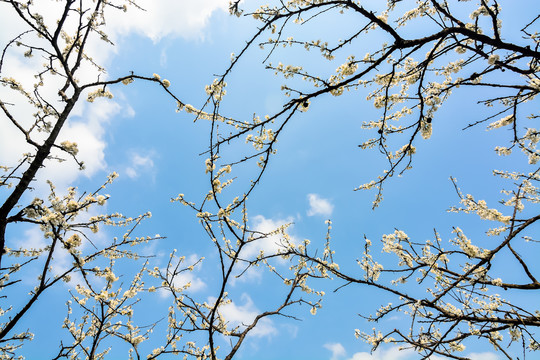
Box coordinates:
[106,0,228,42]
[0,98,122,195]
[216,293,277,338]
[282,323,299,339]
[0,46,123,194]
[243,215,297,260]
[462,353,499,360]
[7,226,81,287]
[230,265,263,286]
[0,55,54,169]
[307,193,334,217]
[0,1,227,51]
[427,351,499,360]
[124,152,156,179]
[10,227,46,252]
[324,342,346,360]
[6,192,128,289]
[159,254,206,298]
[231,215,299,283]
[349,348,499,360]
[168,270,206,293]
[140,238,164,259]
[348,346,416,360]
[0,0,225,194]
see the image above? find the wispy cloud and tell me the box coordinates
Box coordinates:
[125,152,155,179]
[324,342,346,360]
[159,254,206,298]
[106,0,228,42]
[344,346,498,360]
[307,193,334,217]
[228,215,297,284]
[215,293,277,338]
[430,352,500,360]
[464,353,500,360]
[243,215,297,260]
[347,346,416,360]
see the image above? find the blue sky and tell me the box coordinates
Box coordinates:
[1,1,539,359]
